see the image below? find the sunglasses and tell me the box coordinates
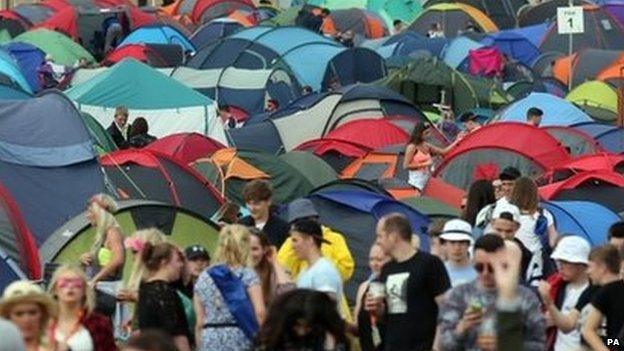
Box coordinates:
[57,278,85,289]
[474,262,493,273]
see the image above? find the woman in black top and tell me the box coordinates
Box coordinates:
[128,117,157,148]
[137,242,190,351]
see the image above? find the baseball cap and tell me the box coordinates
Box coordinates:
[499,166,521,181]
[290,218,330,245]
[551,235,590,265]
[287,198,319,223]
[440,219,473,242]
[185,245,210,261]
[491,203,521,224]
[459,112,478,123]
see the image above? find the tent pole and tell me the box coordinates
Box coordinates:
[618,67,624,127]
[568,0,573,92]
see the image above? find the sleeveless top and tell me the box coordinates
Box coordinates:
[411,148,432,170]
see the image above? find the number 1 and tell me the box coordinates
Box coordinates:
[568,17,574,28]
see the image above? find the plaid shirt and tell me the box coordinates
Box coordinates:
[82,312,117,351]
[438,280,545,351]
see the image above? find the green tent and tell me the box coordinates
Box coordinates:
[305,0,422,26]
[12,29,94,66]
[278,151,338,187]
[263,5,303,26]
[0,30,12,45]
[40,200,221,282]
[379,56,511,115]
[566,80,618,123]
[81,112,117,155]
[401,196,460,219]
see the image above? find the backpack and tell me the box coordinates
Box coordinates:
[534,209,556,278]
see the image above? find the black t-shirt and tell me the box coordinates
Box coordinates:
[379,251,451,351]
[591,280,624,341]
[138,280,189,338]
[238,211,289,248]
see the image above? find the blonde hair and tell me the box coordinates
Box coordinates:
[126,228,168,291]
[88,196,121,257]
[48,265,96,315]
[214,224,252,267]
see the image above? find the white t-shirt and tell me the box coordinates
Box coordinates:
[554,282,590,351]
[516,209,555,253]
[475,197,510,233]
[297,257,343,308]
[255,221,266,230]
[55,326,93,351]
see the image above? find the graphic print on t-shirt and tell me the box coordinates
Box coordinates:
[386,272,410,314]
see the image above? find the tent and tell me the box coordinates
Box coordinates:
[480,31,541,67]
[190,19,244,49]
[66,58,225,143]
[572,121,624,153]
[433,122,571,189]
[401,196,460,219]
[0,49,34,94]
[119,24,195,53]
[542,125,601,156]
[305,0,424,26]
[423,0,524,29]
[539,6,624,54]
[12,28,94,66]
[364,31,448,60]
[407,3,498,38]
[296,137,375,172]
[102,43,183,67]
[566,80,618,123]
[192,148,314,205]
[553,49,623,88]
[228,84,426,153]
[543,200,619,246]
[81,112,117,154]
[40,200,221,282]
[380,56,510,115]
[505,78,567,100]
[277,151,338,188]
[11,3,55,25]
[518,0,593,27]
[2,41,44,92]
[304,188,430,299]
[0,10,30,41]
[146,132,225,164]
[493,92,592,126]
[100,149,224,217]
[442,36,484,70]
[191,0,256,24]
[0,91,105,249]
[321,8,388,42]
[538,153,624,184]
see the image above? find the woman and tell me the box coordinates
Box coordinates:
[403,123,460,195]
[256,289,349,350]
[0,281,56,351]
[466,180,497,237]
[48,265,116,351]
[194,224,265,351]
[128,117,157,148]
[137,242,190,351]
[353,244,390,351]
[79,194,125,317]
[249,228,295,307]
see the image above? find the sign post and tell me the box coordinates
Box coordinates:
[557,4,584,90]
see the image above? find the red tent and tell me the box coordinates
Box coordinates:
[539,153,624,184]
[191,0,255,24]
[434,122,571,189]
[540,170,624,199]
[422,177,466,209]
[102,44,168,67]
[542,125,602,157]
[145,132,225,164]
[323,119,409,150]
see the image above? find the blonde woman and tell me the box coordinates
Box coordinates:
[193,224,265,351]
[119,228,168,301]
[47,265,116,351]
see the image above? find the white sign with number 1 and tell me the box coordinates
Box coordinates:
[557,6,585,34]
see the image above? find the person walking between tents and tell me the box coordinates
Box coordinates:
[107,106,132,149]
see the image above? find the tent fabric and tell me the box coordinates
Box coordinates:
[434,122,571,189]
[119,24,195,53]
[12,28,94,66]
[100,149,224,217]
[81,112,117,154]
[553,49,623,88]
[277,151,338,188]
[408,3,498,38]
[66,59,224,143]
[322,119,409,150]
[0,49,34,94]
[542,200,620,246]
[146,132,225,164]
[423,0,524,29]
[542,126,602,156]
[442,36,484,69]
[566,80,618,123]
[368,31,448,59]
[517,0,593,27]
[505,79,568,100]
[401,195,460,219]
[539,170,624,199]
[190,19,243,49]
[468,47,503,78]
[2,42,44,92]
[480,31,541,66]
[572,122,624,153]
[102,44,170,67]
[191,0,256,24]
[321,8,388,41]
[494,92,592,126]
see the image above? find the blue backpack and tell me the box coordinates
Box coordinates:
[534,209,556,278]
[208,265,259,340]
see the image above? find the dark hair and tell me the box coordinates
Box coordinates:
[393,19,402,26]
[608,221,624,240]
[218,202,240,224]
[256,289,349,350]
[408,123,428,145]
[249,227,274,304]
[291,218,324,248]
[463,180,496,226]
[243,180,273,203]
[527,107,543,119]
[124,330,178,351]
[474,234,505,253]
[130,117,149,137]
[141,242,178,272]
[589,245,622,274]
[499,166,521,181]
[381,213,412,241]
[321,8,330,15]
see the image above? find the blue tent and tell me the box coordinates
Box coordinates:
[481,31,541,66]
[494,92,593,126]
[0,91,104,246]
[442,36,484,69]
[503,23,549,47]
[542,201,620,246]
[119,24,195,53]
[365,31,448,59]
[0,247,27,291]
[0,49,33,94]
[304,189,429,299]
[2,42,44,92]
[571,122,624,153]
[190,19,243,49]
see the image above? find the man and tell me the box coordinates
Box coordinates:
[440,219,476,287]
[290,218,342,303]
[608,221,624,249]
[365,213,450,351]
[438,235,545,351]
[526,107,544,127]
[475,167,521,231]
[392,19,403,34]
[265,99,279,113]
[459,112,482,133]
[107,106,131,149]
[581,245,624,351]
[427,22,445,38]
[182,244,210,295]
[537,235,591,351]
[238,180,289,248]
